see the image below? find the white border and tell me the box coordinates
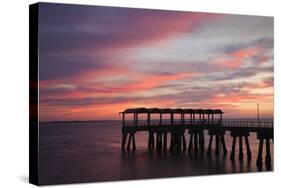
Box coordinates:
[0,0,279,188]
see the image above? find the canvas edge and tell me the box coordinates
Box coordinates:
[29,3,39,186]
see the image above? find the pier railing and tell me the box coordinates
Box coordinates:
[222,121,273,128]
[123,120,273,128]
[124,119,221,126]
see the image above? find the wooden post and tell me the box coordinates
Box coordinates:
[221,134,227,154]
[159,132,163,151]
[200,132,204,152]
[215,134,220,155]
[151,132,155,149]
[190,114,192,125]
[148,132,152,150]
[245,136,251,159]
[265,139,271,165]
[176,133,181,152]
[147,113,151,126]
[160,113,162,126]
[239,136,243,161]
[132,133,136,151]
[203,114,205,124]
[156,132,159,151]
[188,133,193,153]
[211,114,214,124]
[207,135,213,155]
[127,133,132,151]
[136,114,138,126]
[133,113,136,126]
[182,132,186,151]
[148,132,151,150]
[170,133,174,151]
[164,132,167,151]
[171,113,174,126]
[230,136,237,161]
[121,132,128,151]
[256,138,264,165]
[193,114,196,124]
[194,133,198,154]
[122,113,125,127]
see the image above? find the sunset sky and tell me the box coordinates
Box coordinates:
[38,3,273,121]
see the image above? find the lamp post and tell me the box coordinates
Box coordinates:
[257,103,260,126]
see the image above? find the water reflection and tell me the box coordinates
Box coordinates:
[39,122,273,185]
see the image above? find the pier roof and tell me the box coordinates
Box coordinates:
[121,108,223,114]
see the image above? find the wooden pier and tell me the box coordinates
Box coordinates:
[120,108,273,167]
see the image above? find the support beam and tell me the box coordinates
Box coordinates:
[170,133,174,151]
[256,139,264,166]
[200,132,205,152]
[171,113,174,126]
[207,135,213,155]
[239,136,243,161]
[121,132,128,151]
[221,134,227,154]
[215,135,220,155]
[147,113,151,126]
[245,136,251,159]
[188,133,193,153]
[127,133,132,151]
[230,136,237,161]
[194,133,198,154]
[132,133,136,151]
[182,133,187,151]
[122,113,125,127]
[265,139,271,166]
[163,132,167,151]
[160,113,162,126]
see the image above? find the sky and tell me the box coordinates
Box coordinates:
[38,3,273,121]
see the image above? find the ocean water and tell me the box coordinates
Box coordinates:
[39,120,273,185]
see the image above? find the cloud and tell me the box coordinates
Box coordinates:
[39,4,218,54]
[213,38,273,69]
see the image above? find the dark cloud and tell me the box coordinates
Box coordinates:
[210,65,273,81]
[221,38,273,54]
[39,55,106,80]
[39,3,216,54]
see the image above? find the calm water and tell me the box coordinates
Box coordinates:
[39,120,273,185]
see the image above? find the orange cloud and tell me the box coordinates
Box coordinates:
[122,72,196,92]
[215,46,261,68]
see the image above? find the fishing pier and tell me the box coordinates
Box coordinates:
[120,108,273,167]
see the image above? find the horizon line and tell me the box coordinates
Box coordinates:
[39,117,274,124]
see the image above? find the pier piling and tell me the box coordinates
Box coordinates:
[256,138,264,166]
[207,135,213,155]
[230,136,236,161]
[256,130,273,166]
[265,139,271,165]
[245,136,251,159]
[239,136,243,161]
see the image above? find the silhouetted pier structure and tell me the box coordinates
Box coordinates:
[120,108,273,167]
